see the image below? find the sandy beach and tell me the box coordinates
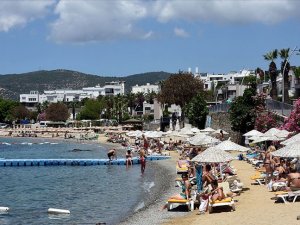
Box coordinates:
[163,158,300,225]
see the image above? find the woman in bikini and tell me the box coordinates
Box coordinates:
[162,173,191,210]
[263,145,276,183]
[125,149,133,167]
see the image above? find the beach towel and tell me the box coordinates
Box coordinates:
[196,164,203,193]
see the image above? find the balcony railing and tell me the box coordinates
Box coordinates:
[208,103,230,113]
[265,99,293,117]
[208,99,293,118]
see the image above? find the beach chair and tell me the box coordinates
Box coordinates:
[167,198,195,211]
[208,197,235,214]
[274,190,300,204]
[206,182,236,213]
[176,160,189,174]
[250,172,266,185]
[167,188,196,211]
[224,175,243,193]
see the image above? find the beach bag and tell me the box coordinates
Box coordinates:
[199,197,208,212]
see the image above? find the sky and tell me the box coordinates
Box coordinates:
[0,0,300,77]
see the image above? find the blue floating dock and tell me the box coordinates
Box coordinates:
[0,156,171,167]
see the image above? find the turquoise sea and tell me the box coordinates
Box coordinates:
[0,138,162,225]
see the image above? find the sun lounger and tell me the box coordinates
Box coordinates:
[208,197,235,213]
[250,173,266,185]
[167,198,194,211]
[274,190,300,204]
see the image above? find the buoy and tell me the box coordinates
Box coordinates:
[0,207,9,212]
[48,208,70,214]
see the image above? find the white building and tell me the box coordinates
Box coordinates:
[20,81,125,105]
[131,83,159,94]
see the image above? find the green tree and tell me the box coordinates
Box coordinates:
[11,105,31,120]
[279,48,290,103]
[77,99,103,120]
[185,93,208,129]
[0,98,19,122]
[263,50,278,100]
[229,87,257,134]
[45,102,69,121]
[158,72,204,108]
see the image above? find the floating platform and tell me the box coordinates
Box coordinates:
[0,155,170,167]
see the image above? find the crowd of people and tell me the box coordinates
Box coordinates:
[249,144,300,192]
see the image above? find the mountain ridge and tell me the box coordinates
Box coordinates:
[0,69,172,100]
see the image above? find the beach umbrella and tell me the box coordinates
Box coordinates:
[126,130,143,138]
[200,127,215,133]
[281,133,300,146]
[215,140,249,152]
[189,136,220,146]
[146,131,163,138]
[243,129,263,137]
[179,127,194,136]
[191,146,235,163]
[191,127,200,133]
[272,142,300,158]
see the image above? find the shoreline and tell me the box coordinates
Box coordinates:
[119,151,190,225]
[0,133,184,225]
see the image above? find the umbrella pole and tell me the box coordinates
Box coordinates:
[220,163,223,180]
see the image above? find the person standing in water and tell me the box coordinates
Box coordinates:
[139,148,146,173]
[107,149,116,161]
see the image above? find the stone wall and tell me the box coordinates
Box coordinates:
[209,112,243,145]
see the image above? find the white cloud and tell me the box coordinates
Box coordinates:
[49,0,151,43]
[0,0,55,32]
[174,27,189,38]
[1,0,299,42]
[154,0,300,24]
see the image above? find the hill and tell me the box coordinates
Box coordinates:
[0,69,171,100]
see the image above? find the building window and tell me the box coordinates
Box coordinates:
[28,98,36,101]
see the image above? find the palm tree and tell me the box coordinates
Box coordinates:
[279,48,290,103]
[263,50,278,100]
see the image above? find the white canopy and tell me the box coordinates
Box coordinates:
[200,127,215,133]
[189,136,220,146]
[191,146,235,163]
[126,130,143,138]
[281,133,300,146]
[272,142,300,158]
[243,130,263,137]
[215,140,249,152]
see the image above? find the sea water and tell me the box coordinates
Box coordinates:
[0,138,159,225]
